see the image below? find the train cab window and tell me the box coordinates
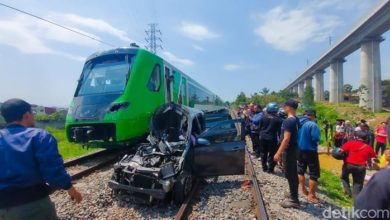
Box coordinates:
[147,64,161,92]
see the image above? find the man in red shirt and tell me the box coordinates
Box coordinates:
[375,122,388,156]
[340,131,377,199]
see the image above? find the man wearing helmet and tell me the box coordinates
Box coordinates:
[258,102,282,173]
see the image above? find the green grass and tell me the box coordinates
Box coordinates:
[46,127,100,160]
[318,169,352,207]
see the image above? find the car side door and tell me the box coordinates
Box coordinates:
[193,119,245,176]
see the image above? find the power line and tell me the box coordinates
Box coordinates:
[145,23,162,54]
[0,2,116,47]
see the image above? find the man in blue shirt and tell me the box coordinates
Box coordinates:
[297,109,321,203]
[249,104,263,158]
[0,99,82,220]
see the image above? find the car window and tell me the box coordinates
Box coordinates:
[205,120,242,143]
[147,64,161,92]
[220,122,234,129]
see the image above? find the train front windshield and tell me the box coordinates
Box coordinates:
[76,54,133,96]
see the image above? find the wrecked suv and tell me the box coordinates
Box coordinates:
[108,103,245,204]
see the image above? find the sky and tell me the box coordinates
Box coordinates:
[0,0,389,107]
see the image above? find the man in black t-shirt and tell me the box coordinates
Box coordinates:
[274,99,300,209]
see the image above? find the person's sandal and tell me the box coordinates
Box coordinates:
[307,195,320,204]
[301,188,309,196]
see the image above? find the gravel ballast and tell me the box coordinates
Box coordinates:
[51,139,344,219]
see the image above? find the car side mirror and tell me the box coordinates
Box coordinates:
[197,138,210,146]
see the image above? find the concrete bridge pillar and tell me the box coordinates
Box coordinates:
[305,77,313,89]
[314,70,325,101]
[359,37,383,112]
[298,82,305,98]
[292,85,298,94]
[329,58,345,103]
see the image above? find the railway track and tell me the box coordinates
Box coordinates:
[64,149,126,181]
[174,148,269,220]
[246,148,269,220]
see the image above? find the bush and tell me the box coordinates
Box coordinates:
[302,86,314,108]
[46,127,99,160]
[35,114,50,122]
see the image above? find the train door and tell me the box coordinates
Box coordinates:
[180,78,188,105]
[164,66,173,103]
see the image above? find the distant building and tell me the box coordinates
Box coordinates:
[31,105,59,116]
[343,92,360,103]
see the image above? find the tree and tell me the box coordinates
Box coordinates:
[383,80,390,97]
[278,89,298,100]
[343,84,353,102]
[358,84,369,106]
[343,84,353,93]
[35,114,50,122]
[260,87,270,96]
[324,90,330,101]
[302,86,314,107]
[234,92,247,106]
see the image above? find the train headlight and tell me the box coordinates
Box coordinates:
[109,102,130,112]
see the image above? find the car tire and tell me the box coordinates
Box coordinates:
[110,175,120,196]
[173,175,192,205]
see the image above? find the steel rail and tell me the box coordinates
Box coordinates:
[65,149,128,181]
[64,149,113,168]
[70,157,119,181]
[246,149,269,220]
[174,179,201,220]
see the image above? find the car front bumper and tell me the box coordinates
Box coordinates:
[108,180,167,200]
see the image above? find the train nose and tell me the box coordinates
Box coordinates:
[70,123,116,143]
[71,126,95,143]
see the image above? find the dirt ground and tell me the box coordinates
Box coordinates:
[319,154,344,175]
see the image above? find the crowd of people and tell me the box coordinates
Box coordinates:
[237,100,390,213]
[0,97,388,219]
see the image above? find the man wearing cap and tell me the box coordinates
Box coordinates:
[297,109,321,203]
[0,99,82,220]
[274,99,300,208]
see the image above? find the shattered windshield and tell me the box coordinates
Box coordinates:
[76,54,132,96]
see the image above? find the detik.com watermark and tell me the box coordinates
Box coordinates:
[323,207,390,219]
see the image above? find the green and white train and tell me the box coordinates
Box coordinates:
[65,46,223,147]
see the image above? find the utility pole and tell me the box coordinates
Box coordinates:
[329,35,332,46]
[145,23,162,54]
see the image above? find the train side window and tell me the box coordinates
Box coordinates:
[147,64,161,92]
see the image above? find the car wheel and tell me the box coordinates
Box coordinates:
[173,175,192,205]
[110,175,119,196]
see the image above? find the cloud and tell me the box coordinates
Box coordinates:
[179,22,219,41]
[49,13,132,43]
[309,0,374,11]
[254,6,339,52]
[0,17,53,54]
[162,51,194,66]
[192,44,204,51]
[224,64,241,71]
[0,12,132,61]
